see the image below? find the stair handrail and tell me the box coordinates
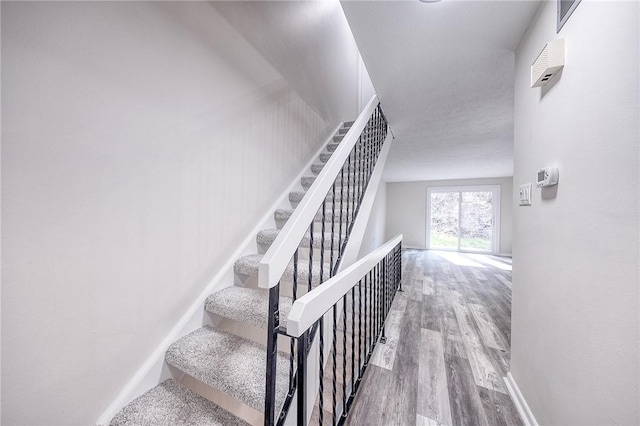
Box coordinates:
[285,235,403,425]
[286,234,403,337]
[258,94,381,289]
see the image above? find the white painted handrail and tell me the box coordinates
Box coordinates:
[258,94,381,289]
[286,234,402,337]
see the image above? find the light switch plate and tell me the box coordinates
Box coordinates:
[519,183,532,206]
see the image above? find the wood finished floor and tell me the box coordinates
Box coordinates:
[346,249,522,426]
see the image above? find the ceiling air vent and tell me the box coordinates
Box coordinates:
[531,38,564,88]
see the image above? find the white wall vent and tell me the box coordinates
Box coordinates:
[531,38,564,88]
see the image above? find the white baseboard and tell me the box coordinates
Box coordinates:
[401,245,424,250]
[95,122,343,425]
[499,252,513,258]
[504,372,538,426]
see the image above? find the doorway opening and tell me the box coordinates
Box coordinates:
[426,186,500,254]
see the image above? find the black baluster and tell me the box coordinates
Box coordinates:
[337,169,345,268]
[330,182,336,277]
[368,270,373,357]
[320,202,326,286]
[345,152,352,238]
[377,263,383,342]
[342,295,347,421]
[380,258,387,343]
[308,222,314,292]
[358,278,362,380]
[374,263,380,342]
[373,264,378,340]
[265,285,280,426]
[289,250,299,391]
[297,331,308,426]
[399,243,403,291]
[319,317,324,426]
[331,304,337,426]
[350,286,355,392]
[357,137,363,205]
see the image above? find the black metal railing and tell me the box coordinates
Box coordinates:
[293,240,403,425]
[264,102,389,425]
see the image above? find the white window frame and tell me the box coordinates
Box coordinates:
[426,185,501,255]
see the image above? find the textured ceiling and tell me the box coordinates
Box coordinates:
[341,0,541,182]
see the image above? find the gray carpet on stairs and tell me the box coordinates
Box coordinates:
[319,152,333,163]
[274,208,349,223]
[205,286,292,328]
[326,142,340,152]
[234,253,330,286]
[110,379,249,426]
[165,327,289,412]
[233,253,264,276]
[301,173,357,189]
[311,162,358,175]
[257,229,342,250]
[289,189,358,203]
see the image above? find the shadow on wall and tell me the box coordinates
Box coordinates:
[211,1,362,123]
[541,183,559,200]
[540,68,563,99]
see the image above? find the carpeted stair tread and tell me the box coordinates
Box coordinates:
[274,208,349,223]
[319,152,333,163]
[205,286,292,328]
[234,253,330,285]
[257,229,342,250]
[311,163,357,175]
[333,135,344,142]
[289,189,358,204]
[301,174,359,189]
[326,142,340,153]
[110,379,249,426]
[311,163,326,175]
[233,253,264,276]
[165,327,289,412]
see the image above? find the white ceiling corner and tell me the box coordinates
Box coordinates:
[341,0,541,182]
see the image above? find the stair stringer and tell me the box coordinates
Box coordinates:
[281,130,394,426]
[95,122,342,426]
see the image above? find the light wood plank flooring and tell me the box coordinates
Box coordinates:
[346,249,522,426]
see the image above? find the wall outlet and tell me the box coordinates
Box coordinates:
[519,183,532,206]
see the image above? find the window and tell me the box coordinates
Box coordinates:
[427,186,500,254]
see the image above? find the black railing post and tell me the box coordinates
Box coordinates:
[331,304,338,425]
[342,295,348,421]
[397,242,403,292]
[319,316,325,426]
[308,222,314,292]
[399,243,402,289]
[297,330,308,426]
[265,284,280,426]
[380,259,387,344]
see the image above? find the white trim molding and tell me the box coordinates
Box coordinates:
[504,372,539,426]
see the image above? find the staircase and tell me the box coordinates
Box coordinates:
[110,122,356,426]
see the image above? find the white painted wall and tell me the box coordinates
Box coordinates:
[386,177,513,254]
[1,2,365,424]
[212,1,370,122]
[358,56,376,115]
[511,1,639,425]
[358,180,387,257]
